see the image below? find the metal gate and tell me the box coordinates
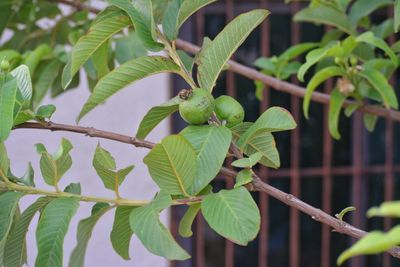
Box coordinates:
[171,1,400,267]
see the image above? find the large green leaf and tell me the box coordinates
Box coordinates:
[4,197,50,267]
[197,9,269,91]
[356,32,398,66]
[0,76,17,141]
[78,56,180,121]
[359,68,398,109]
[130,192,190,260]
[303,66,346,119]
[293,6,355,35]
[337,225,400,265]
[136,96,182,139]
[237,107,296,148]
[241,129,280,168]
[180,125,232,194]
[201,187,260,245]
[328,88,347,140]
[178,203,201,238]
[111,206,136,260]
[0,192,24,264]
[66,8,130,89]
[69,203,111,267]
[35,197,79,267]
[144,135,196,196]
[107,0,163,51]
[162,0,183,41]
[349,0,392,25]
[177,0,217,28]
[92,144,134,191]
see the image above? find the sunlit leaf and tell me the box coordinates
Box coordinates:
[367,201,400,218]
[111,206,136,260]
[234,169,253,188]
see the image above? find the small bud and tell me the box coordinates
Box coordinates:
[337,78,355,95]
[0,60,10,71]
[334,57,342,65]
[350,56,357,66]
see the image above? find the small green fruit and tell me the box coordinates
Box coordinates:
[334,57,342,65]
[179,88,215,125]
[349,56,357,66]
[0,60,10,71]
[214,95,244,127]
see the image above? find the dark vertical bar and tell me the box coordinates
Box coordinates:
[321,25,333,267]
[259,0,270,266]
[194,10,206,267]
[290,2,301,267]
[225,1,235,267]
[351,113,363,267]
[383,7,395,267]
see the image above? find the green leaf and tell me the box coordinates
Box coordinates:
[67,8,130,89]
[201,187,260,245]
[78,56,180,121]
[237,107,296,148]
[349,0,392,25]
[36,104,56,120]
[4,197,50,267]
[162,0,183,41]
[111,206,136,260]
[395,0,400,32]
[7,162,35,187]
[303,66,346,119]
[359,68,398,109]
[242,129,280,168]
[144,135,196,196]
[328,88,346,140]
[363,113,378,132]
[298,43,342,82]
[177,50,194,73]
[36,197,79,267]
[293,6,355,35]
[337,225,400,265]
[178,0,216,28]
[279,42,319,61]
[231,122,253,143]
[0,192,23,264]
[130,192,190,260]
[178,203,201,238]
[136,96,182,139]
[33,60,62,108]
[367,201,400,217]
[22,45,51,76]
[10,65,32,107]
[197,9,269,91]
[180,125,232,194]
[91,42,110,79]
[64,183,81,194]
[0,142,10,175]
[356,32,398,66]
[234,169,253,188]
[69,203,111,267]
[344,103,360,117]
[115,31,147,64]
[0,76,17,141]
[232,152,263,168]
[93,144,133,191]
[36,138,73,187]
[107,0,164,51]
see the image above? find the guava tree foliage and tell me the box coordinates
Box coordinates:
[0,1,301,266]
[255,0,400,140]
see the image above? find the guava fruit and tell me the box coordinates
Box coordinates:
[214,95,244,127]
[179,88,215,125]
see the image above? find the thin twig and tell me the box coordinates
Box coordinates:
[13,121,400,259]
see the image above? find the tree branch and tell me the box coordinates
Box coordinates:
[175,39,400,122]
[13,121,400,259]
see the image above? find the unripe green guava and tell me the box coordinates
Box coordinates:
[179,88,215,125]
[214,95,244,127]
[0,60,10,71]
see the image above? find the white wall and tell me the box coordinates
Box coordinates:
[6,73,171,267]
